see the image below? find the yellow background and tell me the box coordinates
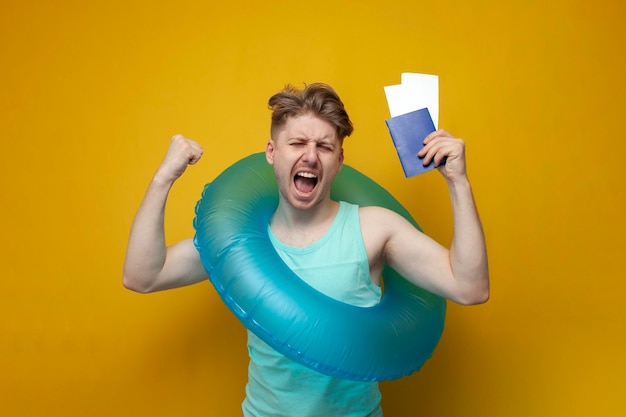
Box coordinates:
[1,0,624,416]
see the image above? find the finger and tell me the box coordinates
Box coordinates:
[419,135,447,160]
[423,129,451,144]
[185,139,203,164]
[188,148,203,165]
[419,142,440,165]
[419,130,450,158]
[169,134,203,165]
[433,152,448,168]
[417,136,440,158]
[421,141,455,166]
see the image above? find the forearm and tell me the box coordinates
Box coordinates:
[447,177,490,304]
[122,176,174,292]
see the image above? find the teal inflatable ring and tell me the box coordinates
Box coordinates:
[193,153,446,381]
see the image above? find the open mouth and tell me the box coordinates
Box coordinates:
[294,172,318,193]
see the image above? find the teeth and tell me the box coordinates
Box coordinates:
[297,172,317,179]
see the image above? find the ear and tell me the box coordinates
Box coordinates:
[265,139,275,165]
[338,147,344,171]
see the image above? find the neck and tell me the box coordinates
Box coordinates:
[270,198,340,247]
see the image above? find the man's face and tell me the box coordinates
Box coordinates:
[266,113,344,211]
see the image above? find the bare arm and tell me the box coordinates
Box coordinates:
[443,171,489,304]
[364,130,489,305]
[122,135,208,293]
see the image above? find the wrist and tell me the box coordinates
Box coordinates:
[152,162,184,186]
[151,170,177,190]
[445,174,471,191]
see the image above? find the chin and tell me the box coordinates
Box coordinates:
[288,193,323,211]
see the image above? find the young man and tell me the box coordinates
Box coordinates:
[123,83,489,416]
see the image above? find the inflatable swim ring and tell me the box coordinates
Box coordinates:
[193,153,446,381]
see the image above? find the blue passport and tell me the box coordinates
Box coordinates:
[385,108,437,178]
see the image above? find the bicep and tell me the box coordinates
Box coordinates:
[155,238,209,291]
[379,210,457,299]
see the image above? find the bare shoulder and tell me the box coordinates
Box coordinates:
[357,205,430,284]
[357,206,412,255]
[358,205,435,260]
[358,205,413,232]
[358,205,394,219]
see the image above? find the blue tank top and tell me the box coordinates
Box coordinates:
[242,202,383,417]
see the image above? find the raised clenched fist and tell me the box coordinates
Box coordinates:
[154,134,204,184]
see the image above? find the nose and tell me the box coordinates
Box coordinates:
[301,142,317,164]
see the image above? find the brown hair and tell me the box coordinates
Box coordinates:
[268,83,354,141]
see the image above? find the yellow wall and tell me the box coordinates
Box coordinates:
[1,1,624,416]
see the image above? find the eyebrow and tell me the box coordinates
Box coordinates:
[287,136,335,143]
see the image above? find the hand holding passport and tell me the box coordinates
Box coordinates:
[384,73,441,178]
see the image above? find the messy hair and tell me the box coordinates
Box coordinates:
[268,83,354,142]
